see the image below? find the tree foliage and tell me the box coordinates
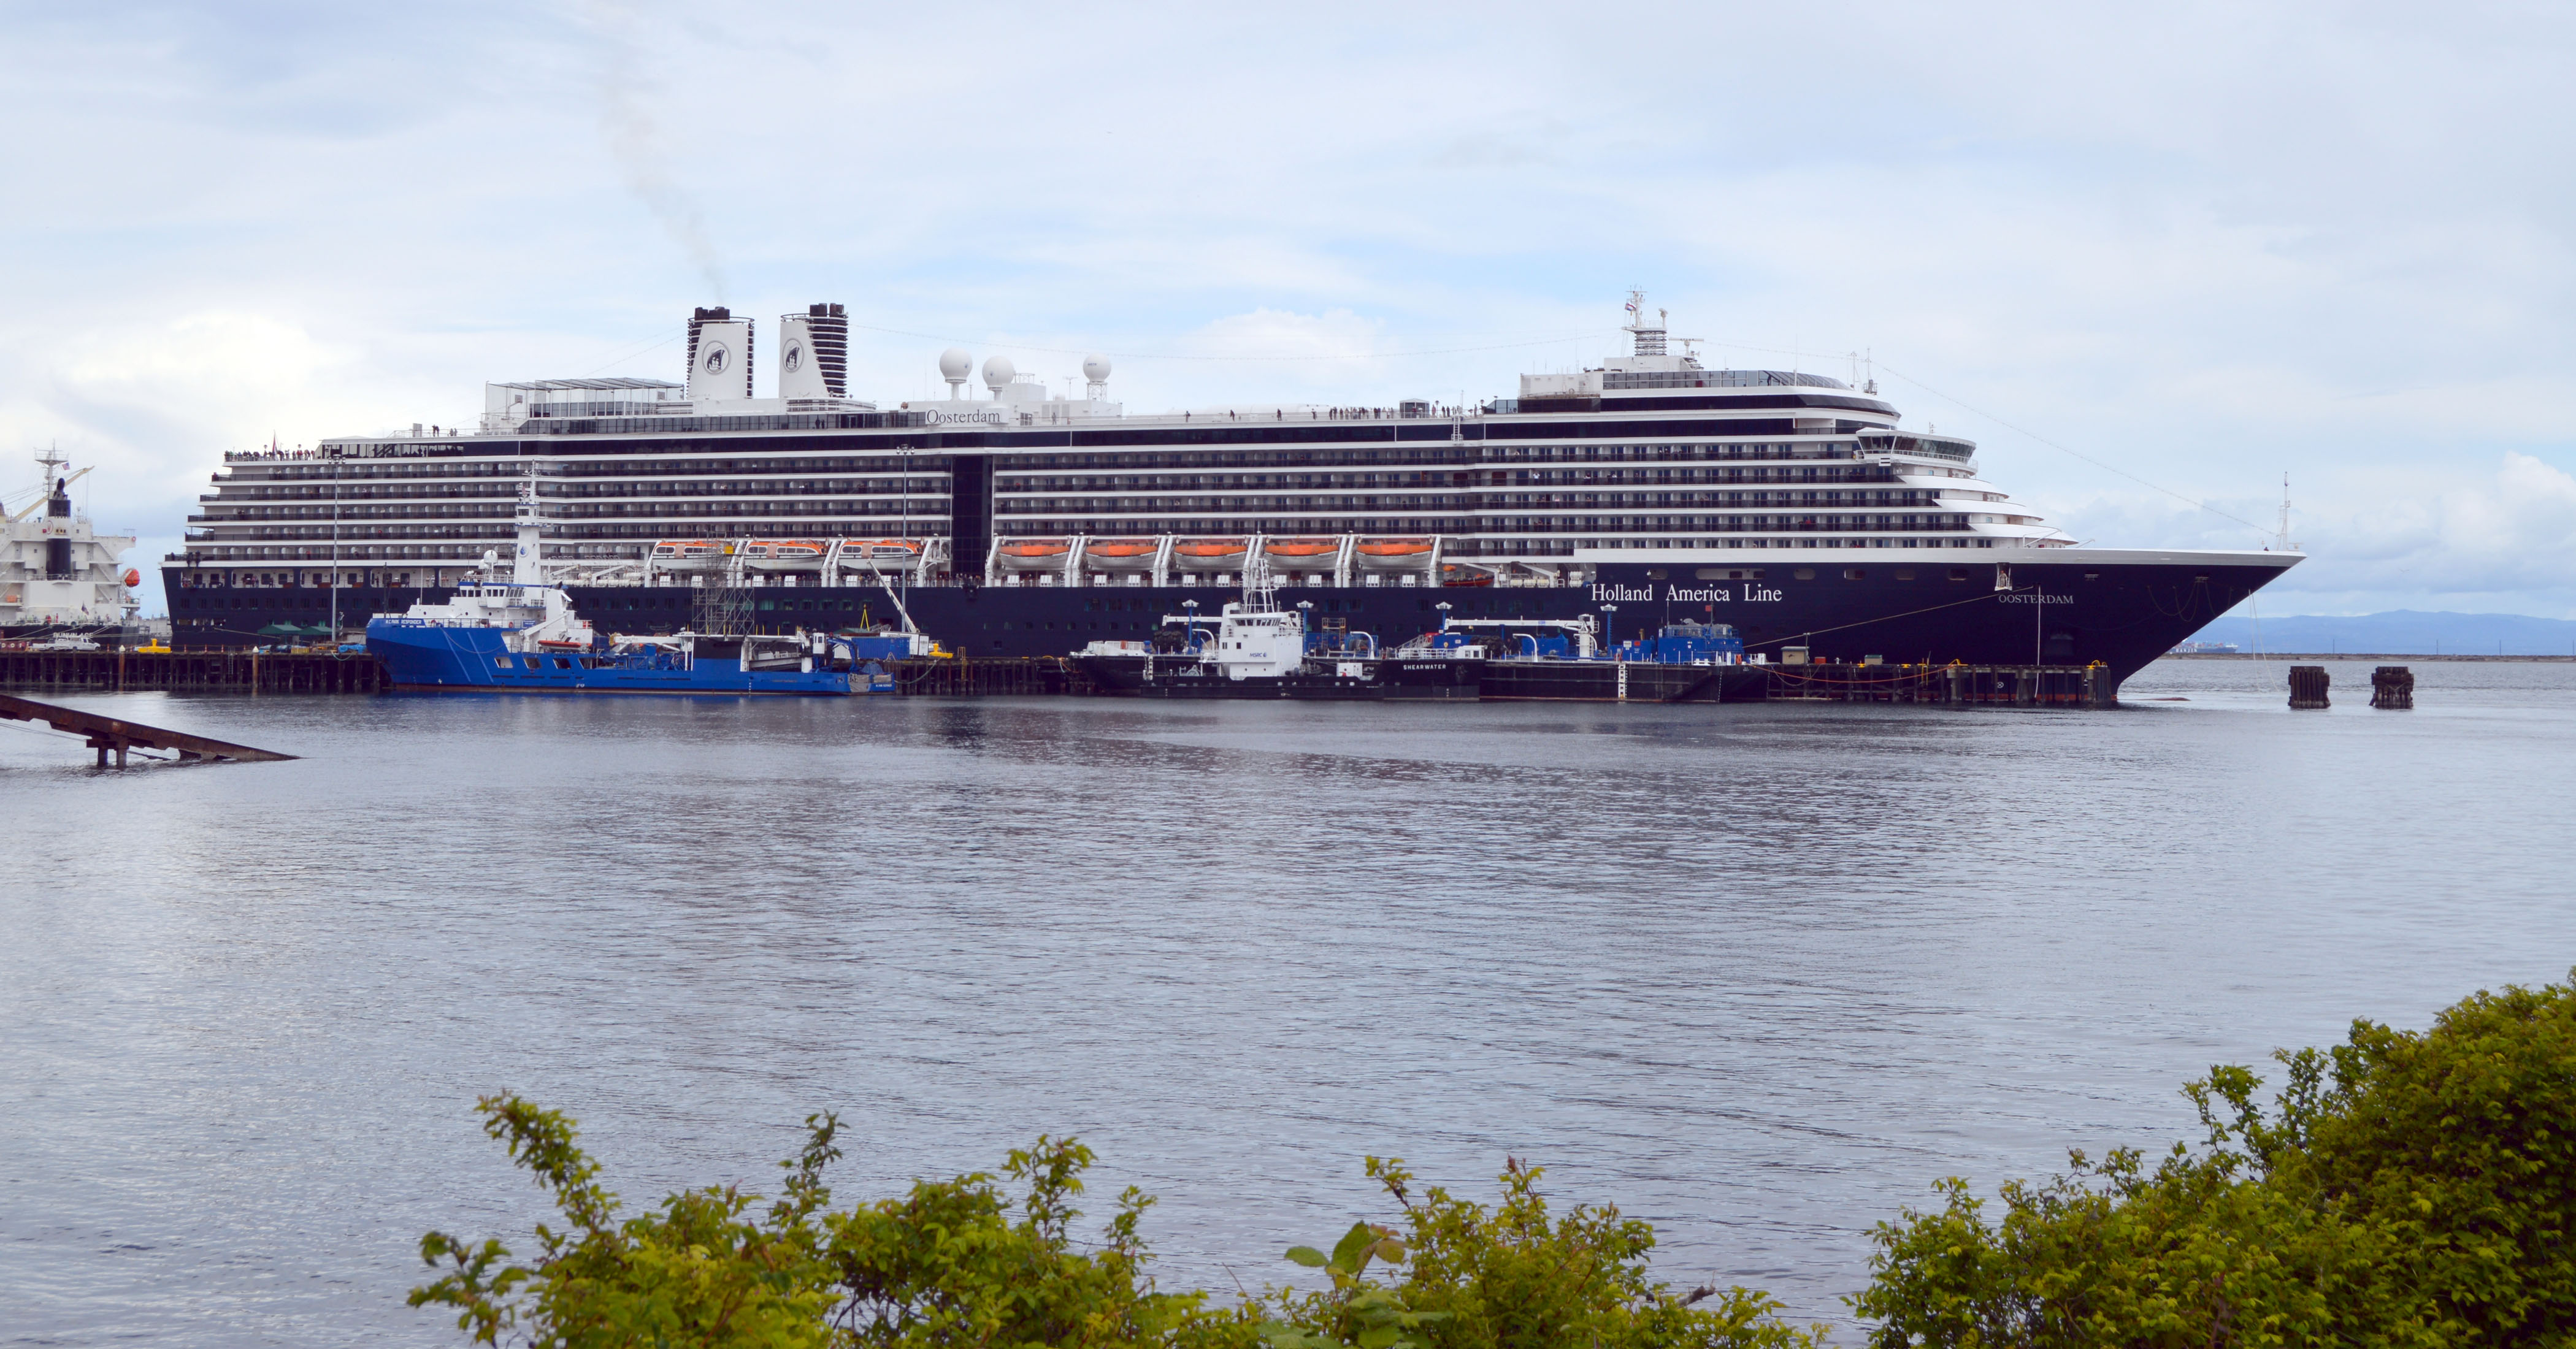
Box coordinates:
[1853,972,2576,1347]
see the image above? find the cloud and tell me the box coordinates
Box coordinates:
[4,0,2575,616]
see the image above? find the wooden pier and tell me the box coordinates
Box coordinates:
[1750,661,2118,708]
[0,648,390,695]
[889,657,1095,697]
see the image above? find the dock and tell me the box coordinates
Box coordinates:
[1,649,2116,708]
[889,657,1095,697]
[0,692,298,766]
[0,648,390,695]
[1757,662,2118,708]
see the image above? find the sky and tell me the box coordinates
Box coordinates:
[4,0,2572,619]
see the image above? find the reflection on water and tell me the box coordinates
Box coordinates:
[4,658,2573,1343]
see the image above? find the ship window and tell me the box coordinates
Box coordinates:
[494,656,514,669]
[1842,569,1865,580]
[1793,568,1816,580]
[553,657,572,669]
[1894,569,1915,581]
[1948,568,1969,581]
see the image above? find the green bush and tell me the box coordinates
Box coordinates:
[413,1104,1812,1348]
[1853,972,2576,1346]
[1257,1156,1823,1349]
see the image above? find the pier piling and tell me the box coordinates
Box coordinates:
[2371,665,2415,709]
[2288,665,2332,709]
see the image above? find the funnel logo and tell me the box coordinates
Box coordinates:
[702,344,730,375]
[784,343,803,373]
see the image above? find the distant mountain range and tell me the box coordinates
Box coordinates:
[2183,611,2576,655]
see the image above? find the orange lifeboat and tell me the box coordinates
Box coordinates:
[1263,538,1342,571]
[650,539,729,569]
[840,538,926,565]
[743,538,828,570]
[1083,538,1160,571]
[1170,538,1249,575]
[1354,537,1435,570]
[995,538,1073,572]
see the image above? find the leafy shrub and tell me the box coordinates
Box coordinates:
[1853,972,2576,1347]
[412,1098,1243,1348]
[1259,1156,1824,1349]
[413,1104,1813,1348]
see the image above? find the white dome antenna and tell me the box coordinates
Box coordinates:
[938,348,972,400]
[981,354,1016,397]
[1083,353,1111,399]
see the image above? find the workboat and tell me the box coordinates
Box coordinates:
[1075,575,1482,699]
[1449,614,1755,701]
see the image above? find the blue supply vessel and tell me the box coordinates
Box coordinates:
[366,580,924,694]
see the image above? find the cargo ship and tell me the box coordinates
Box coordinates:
[7,449,141,642]
[166,294,2299,695]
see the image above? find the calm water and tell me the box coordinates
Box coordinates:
[5,659,2574,1344]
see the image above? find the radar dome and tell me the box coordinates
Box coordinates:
[938,348,972,381]
[981,354,1016,392]
[1082,354,1111,383]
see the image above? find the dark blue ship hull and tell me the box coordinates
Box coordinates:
[182,550,2294,695]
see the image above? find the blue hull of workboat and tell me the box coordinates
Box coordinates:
[365,618,853,695]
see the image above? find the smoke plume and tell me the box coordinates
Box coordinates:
[583,1,728,301]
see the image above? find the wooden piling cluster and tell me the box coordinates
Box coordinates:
[0,649,388,695]
[2288,665,2332,709]
[2371,665,2415,709]
[890,657,1094,697]
[1756,662,2117,708]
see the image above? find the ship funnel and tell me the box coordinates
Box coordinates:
[779,302,848,399]
[687,306,754,402]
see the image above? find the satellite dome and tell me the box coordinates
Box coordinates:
[938,348,972,381]
[981,354,1016,392]
[1082,353,1111,382]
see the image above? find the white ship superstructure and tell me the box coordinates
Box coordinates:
[169,292,2070,600]
[5,450,140,635]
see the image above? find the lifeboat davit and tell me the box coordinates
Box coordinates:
[742,538,829,571]
[1354,537,1435,570]
[1263,538,1342,573]
[1083,538,1160,571]
[1170,538,1249,575]
[996,538,1073,572]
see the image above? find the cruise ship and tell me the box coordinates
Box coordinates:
[166,294,2298,692]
